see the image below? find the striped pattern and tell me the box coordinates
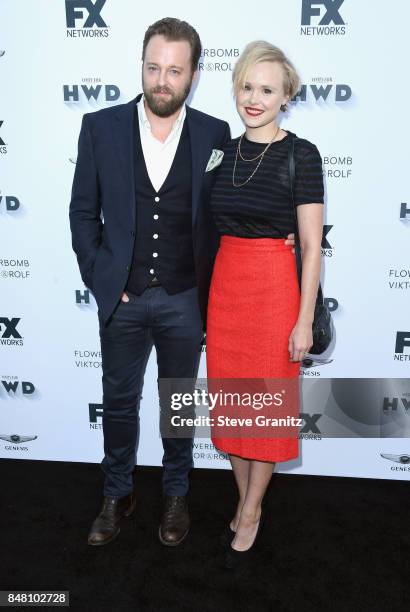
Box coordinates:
[210,131,324,238]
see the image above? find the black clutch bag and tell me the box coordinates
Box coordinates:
[287,133,332,355]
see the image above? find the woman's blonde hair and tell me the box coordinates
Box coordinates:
[232,41,300,112]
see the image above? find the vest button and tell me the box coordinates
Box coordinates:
[150,269,155,274]
[153,214,159,220]
[154,196,160,202]
[153,253,158,258]
[153,234,158,239]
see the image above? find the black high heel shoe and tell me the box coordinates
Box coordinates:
[224,508,265,570]
[219,523,236,548]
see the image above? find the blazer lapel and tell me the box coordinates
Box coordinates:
[113,95,140,226]
[186,107,212,226]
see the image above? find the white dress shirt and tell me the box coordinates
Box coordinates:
[137,96,186,193]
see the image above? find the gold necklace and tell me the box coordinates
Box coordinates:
[232,127,280,188]
[238,125,280,162]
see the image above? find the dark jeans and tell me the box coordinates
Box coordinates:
[99,286,203,498]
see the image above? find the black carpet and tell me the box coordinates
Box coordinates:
[1,459,409,612]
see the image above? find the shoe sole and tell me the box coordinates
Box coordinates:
[88,500,136,546]
[158,525,189,547]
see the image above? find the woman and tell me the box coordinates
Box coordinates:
[206,41,324,568]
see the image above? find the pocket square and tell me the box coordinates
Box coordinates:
[205,149,224,172]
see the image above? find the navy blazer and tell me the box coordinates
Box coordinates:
[69,94,230,325]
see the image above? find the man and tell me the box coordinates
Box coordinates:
[70,17,294,548]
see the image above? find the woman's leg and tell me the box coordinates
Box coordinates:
[229,454,250,530]
[232,459,275,551]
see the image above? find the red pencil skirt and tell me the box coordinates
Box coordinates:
[206,235,301,462]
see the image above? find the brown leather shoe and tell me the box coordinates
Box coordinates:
[87,492,136,546]
[158,495,190,546]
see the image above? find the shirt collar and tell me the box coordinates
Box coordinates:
[138,94,186,136]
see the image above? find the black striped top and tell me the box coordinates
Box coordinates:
[210,130,324,238]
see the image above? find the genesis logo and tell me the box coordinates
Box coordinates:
[65,0,109,38]
[63,81,120,104]
[381,454,410,471]
[394,332,410,362]
[0,121,7,154]
[0,195,21,212]
[302,356,333,371]
[381,453,410,464]
[0,434,38,452]
[301,0,346,36]
[0,317,23,346]
[400,202,410,220]
[0,434,37,443]
[292,83,351,103]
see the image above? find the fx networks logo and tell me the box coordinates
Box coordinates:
[0,377,36,397]
[381,453,410,472]
[321,225,333,257]
[0,317,23,346]
[89,402,103,430]
[400,202,410,220]
[299,412,322,440]
[198,48,240,73]
[292,80,352,105]
[65,0,109,38]
[394,332,410,362]
[0,120,7,154]
[63,78,120,105]
[301,0,346,36]
[0,434,38,452]
[0,194,21,213]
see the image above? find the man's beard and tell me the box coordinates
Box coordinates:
[143,80,192,118]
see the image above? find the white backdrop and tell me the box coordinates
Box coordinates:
[1,0,409,480]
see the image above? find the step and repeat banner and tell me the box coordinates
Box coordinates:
[1,0,409,479]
